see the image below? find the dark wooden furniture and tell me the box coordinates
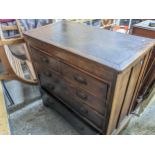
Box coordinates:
[40,89,99,134]
[131,20,155,107]
[23,21,154,134]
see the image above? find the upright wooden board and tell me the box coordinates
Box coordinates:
[0,81,10,135]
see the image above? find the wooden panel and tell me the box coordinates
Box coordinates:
[60,91,105,130]
[132,23,155,103]
[37,66,106,116]
[41,89,100,135]
[145,48,155,71]
[132,27,155,39]
[0,82,10,135]
[1,25,18,31]
[59,83,106,116]
[106,69,131,134]
[118,60,143,123]
[28,40,116,81]
[23,21,154,72]
[61,62,108,100]
[39,71,105,130]
[30,46,60,73]
[129,52,151,112]
[35,65,105,130]
[0,37,24,46]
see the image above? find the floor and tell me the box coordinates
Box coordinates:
[9,86,155,135]
[121,86,155,135]
[10,99,78,135]
[0,61,41,109]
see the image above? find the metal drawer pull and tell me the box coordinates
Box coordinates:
[80,107,88,114]
[44,71,52,77]
[42,57,49,63]
[76,91,87,100]
[74,75,87,85]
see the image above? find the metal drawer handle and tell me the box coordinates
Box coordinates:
[80,106,88,114]
[76,91,87,100]
[74,75,87,85]
[42,57,49,63]
[44,71,52,77]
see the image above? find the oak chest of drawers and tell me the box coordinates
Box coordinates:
[24,21,154,134]
[131,20,155,106]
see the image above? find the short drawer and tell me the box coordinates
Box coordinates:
[61,83,106,116]
[30,46,60,72]
[37,67,106,116]
[61,93,105,129]
[61,63,108,100]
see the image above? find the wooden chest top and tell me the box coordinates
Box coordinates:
[24,21,154,72]
[133,20,155,32]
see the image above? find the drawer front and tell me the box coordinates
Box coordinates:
[30,46,60,72]
[61,93,104,129]
[38,67,106,116]
[41,89,100,134]
[67,87,106,116]
[132,27,155,39]
[61,63,108,100]
[37,68,105,129]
